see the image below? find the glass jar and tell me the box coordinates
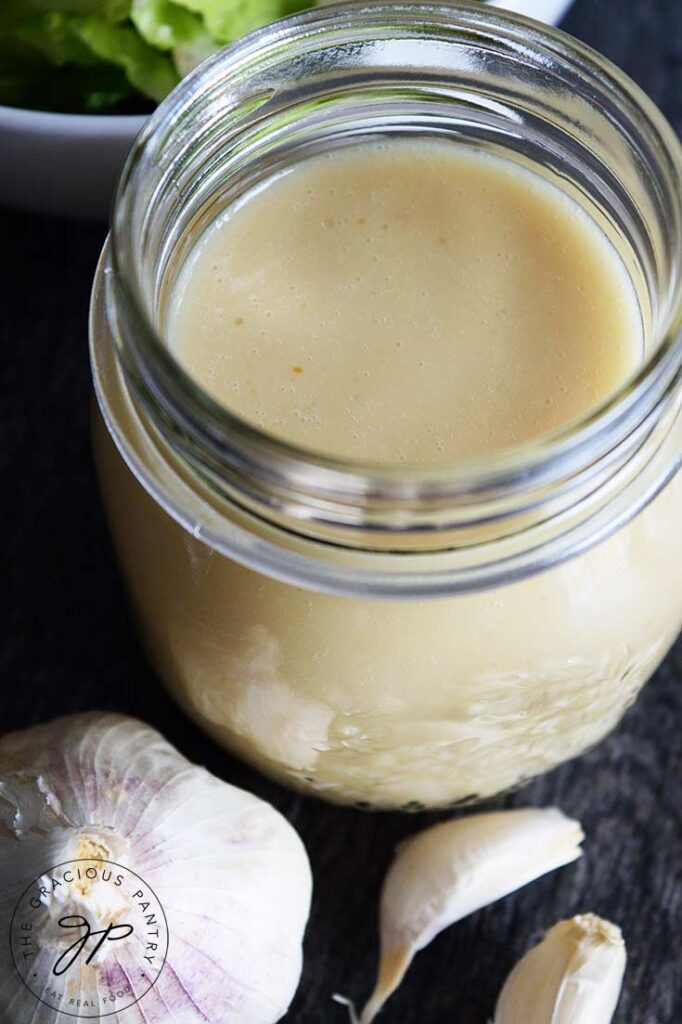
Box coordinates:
[90,0,682,810]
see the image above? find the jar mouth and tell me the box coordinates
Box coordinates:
[104,0,682,556]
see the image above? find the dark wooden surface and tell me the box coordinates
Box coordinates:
[1,2,681,1021]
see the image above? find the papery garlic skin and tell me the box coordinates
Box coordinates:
[494,914,626,1024]
[359,808,584,1024]
[0,713,312,1024]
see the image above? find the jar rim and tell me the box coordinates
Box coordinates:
[97,0,682,593]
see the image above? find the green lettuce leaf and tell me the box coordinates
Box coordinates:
[131,0,203,50]
[12,13,99,66]
[168,0,294,45]
[71,15,179,99]
[130,0,222,79]
[0,32,138,111]
[0,0,321,113]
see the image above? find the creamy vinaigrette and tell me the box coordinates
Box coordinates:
[93,140,682,809]
[167,142,642,463]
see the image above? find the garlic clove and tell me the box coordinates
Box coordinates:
[0,713,312,1024]
[357,807,584,1023]
[494,914,626,1024]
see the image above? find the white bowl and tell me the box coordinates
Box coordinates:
[0,0,574,220]
[0,106,147,220]
[487,0,573,23]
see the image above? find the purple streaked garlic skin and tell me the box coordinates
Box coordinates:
[0,713,312,1024]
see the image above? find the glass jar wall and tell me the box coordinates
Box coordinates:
[91,1,682,809]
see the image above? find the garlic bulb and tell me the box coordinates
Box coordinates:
[0,713,312,1024]
[494,914,626,1024]
[354,807,584,1023]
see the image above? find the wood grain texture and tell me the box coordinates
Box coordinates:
[1,1,680,1021]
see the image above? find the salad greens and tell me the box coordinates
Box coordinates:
[0,0,317,113]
